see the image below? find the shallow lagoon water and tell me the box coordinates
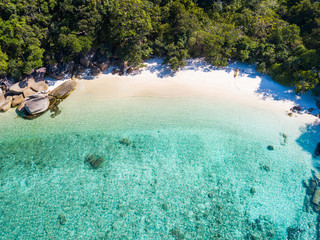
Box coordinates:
[0,93,318,239]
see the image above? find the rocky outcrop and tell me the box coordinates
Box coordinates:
[49,80,77,99]
[24,97,50,115]
[47,64,67,80]
[80,51,96,68]
[94,54,110,72]
[90,65,102,76]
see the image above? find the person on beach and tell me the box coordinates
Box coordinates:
[234,68,239,78]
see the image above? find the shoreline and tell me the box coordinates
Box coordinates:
[71,58,319,126]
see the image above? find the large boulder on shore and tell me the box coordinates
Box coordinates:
[49,80,77,99]
[0,93,12,112]
[12,94,24,107]
[30,81,49,92]
[24,97,50,115]
[9,81,29,94]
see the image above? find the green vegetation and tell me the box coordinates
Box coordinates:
[0,0,320,94]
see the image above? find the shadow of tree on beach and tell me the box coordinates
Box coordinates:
[296,121,320,168]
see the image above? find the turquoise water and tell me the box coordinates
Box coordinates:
[0,94,317,239]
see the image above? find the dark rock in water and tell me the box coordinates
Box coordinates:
[267,145,274,150]
[49,80,77,99]
[250,187,256,194]
[314,143,320,158]
[161,203,168,211]
[120,138,131,146]
[58,214,66,225]
[170,228,184,240]
[312,188,320,206]
[208,192,214,198]
[303,195,310,213]
[287,226,304,240]
[291,105,302,112]
[24,97,50,115]
[308,108,314,113]
[260,165,270,172]
[85,154,105,169]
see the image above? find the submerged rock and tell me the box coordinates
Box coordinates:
[170,228,184,240]
[58,214,66,225]
[313,188,320,206]
[267,145,274,150]
[24,97,50,115]
[85,154,105,169]
[49,80,77,99]
[120,138,131,146]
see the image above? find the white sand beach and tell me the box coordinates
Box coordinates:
[73,58,319,125]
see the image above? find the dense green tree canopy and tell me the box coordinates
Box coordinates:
[0,0,319,94]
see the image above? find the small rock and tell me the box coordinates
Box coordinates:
[120,138,131,146]
[12,94,24,107]
[309,108,314,112]
[126,66,134,74]
[112,68,119,75]
[85,154,104,169]
[0,100,11,112]
[250,187,256,194]
[260,165,270,172]
[208,192,214,198]
[170,228,184,240]
[161,203,168,211]
[267,145,274,150]
[58,214,66,225]
[17,102,25,112]
[288,112,293,117]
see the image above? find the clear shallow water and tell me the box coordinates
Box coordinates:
[0,95,317,239]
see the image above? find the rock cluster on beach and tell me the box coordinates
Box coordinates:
[288,104,320,118]
[0,51,138,119]
[0,66,77,119]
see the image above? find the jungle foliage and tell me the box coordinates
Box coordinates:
[0,0,320,94]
